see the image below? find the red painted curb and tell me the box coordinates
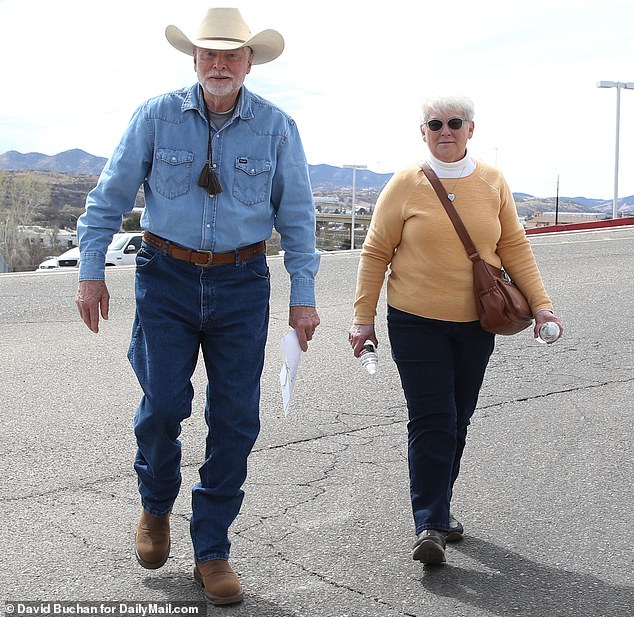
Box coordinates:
[526,216,634,234]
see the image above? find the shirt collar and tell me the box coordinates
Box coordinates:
[421,149,476,178]
[182,84,254,122]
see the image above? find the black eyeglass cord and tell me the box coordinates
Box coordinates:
[198,105,222,196]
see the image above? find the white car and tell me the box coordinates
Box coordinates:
[39,246,81,270]
[37,232,143,271]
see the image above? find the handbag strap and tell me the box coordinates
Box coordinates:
[421,162,480,263]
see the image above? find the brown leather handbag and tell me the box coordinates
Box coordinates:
[422,163,533,335]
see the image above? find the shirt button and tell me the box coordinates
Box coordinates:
[171,157,177,162]
[206,224,211,228]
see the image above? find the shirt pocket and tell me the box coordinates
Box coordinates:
[154,148,194,199]
[232,157,272,206]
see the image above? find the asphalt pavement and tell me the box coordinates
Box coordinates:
[1,226,633,617]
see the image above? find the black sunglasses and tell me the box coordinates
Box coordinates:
[425,118,467,131]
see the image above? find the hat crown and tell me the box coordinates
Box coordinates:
[196,8,252,43]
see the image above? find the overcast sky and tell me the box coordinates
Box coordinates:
[1,0,633,198]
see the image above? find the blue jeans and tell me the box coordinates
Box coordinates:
[128,243,270,562]
[387,306,495,534]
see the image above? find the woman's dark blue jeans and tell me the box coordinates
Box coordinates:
[387,306,495,534]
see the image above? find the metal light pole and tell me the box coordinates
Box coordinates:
[343,164,367,249]
[555,175,560,225]
[596,81,634,219]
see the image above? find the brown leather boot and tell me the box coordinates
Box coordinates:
[134,510,170,569]
[194,560,244,605]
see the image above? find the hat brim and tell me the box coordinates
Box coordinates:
[165,25,284,65]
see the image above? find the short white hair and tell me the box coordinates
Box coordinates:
[420,95,475,124]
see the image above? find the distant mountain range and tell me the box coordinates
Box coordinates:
[0,148,393,191]
[1,148,632,214]
[0,149,108,176]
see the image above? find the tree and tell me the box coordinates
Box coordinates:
[0,172,52,271]
[122,211,142,231]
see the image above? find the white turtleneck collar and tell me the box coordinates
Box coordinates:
[420,150,476,179]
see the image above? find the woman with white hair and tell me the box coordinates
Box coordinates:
[348,95,563,565]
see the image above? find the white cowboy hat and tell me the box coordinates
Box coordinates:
[165,8,284,65]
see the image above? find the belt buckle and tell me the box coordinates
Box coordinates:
[198,250,214,267]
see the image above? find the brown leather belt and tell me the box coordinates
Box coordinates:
[142,231,266,267]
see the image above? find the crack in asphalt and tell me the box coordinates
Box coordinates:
[4,377,631,615]
[3,376,630,504]
[239,530,419,617]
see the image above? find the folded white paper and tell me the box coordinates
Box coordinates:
[280,331,302,416]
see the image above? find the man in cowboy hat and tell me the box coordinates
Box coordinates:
[75,7,320,606]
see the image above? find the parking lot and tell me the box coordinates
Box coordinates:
[1,226,633,616]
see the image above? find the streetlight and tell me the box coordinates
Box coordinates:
[596,80,634,219]
[343,164,367,249]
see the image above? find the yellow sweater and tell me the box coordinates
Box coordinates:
[353,161,553,324]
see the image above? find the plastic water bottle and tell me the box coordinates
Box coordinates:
[360,340,378,375]
[538,321,561,344]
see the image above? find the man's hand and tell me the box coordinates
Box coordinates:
[76,280,110,333]
[289,305,320,352]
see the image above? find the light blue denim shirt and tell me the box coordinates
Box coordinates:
[77,84,319,306]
